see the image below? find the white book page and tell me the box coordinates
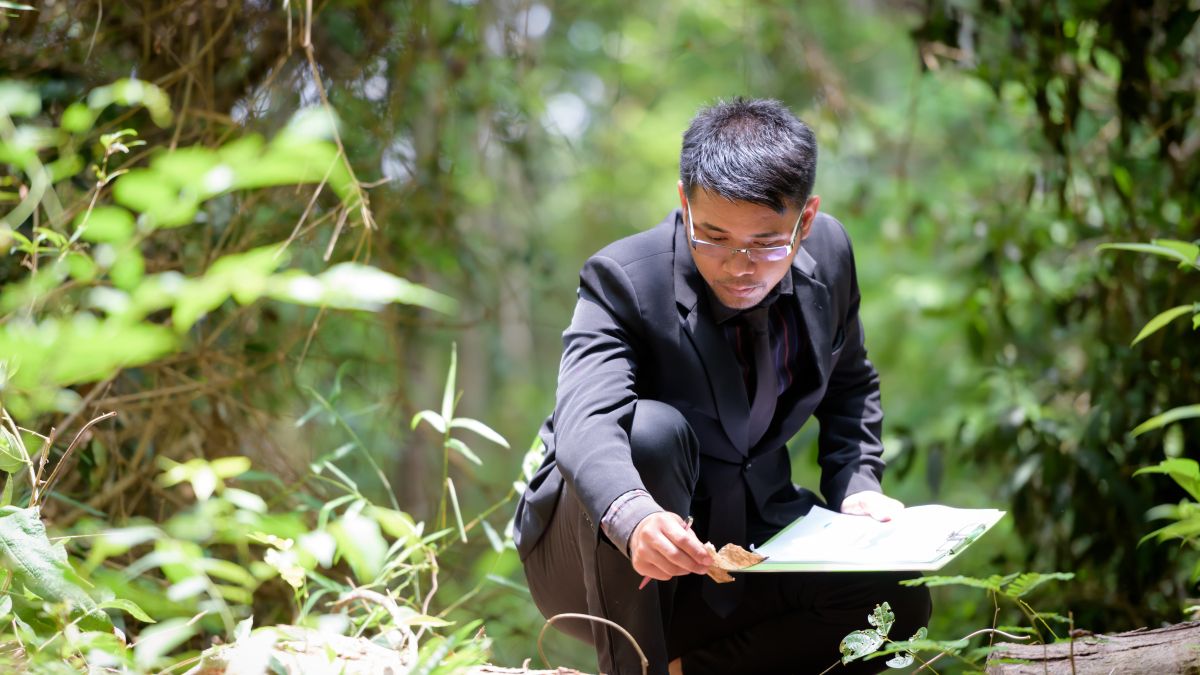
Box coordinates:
[753,504,1005,565]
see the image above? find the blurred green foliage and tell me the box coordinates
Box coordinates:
[1,0,1198,671]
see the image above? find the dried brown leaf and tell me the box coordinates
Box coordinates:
[703,542,766,583]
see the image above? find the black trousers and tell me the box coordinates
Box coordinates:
[523,401,932,675]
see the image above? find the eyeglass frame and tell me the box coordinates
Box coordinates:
[684,200,805,263]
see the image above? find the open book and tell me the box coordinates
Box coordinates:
[742,504,1005,573]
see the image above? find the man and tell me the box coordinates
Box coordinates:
[513,98,931,674]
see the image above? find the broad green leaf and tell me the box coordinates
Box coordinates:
[1132,456,1200,499]
[60,102,96,133]
[1139,518,1200,546]
[411,410,446,434]
[867,601,894,636]
[0,506,97,612]
[1003,572,1074,598]
[112,169,198,228]
[1151,239,1200,264]
[1111,165,1132,197]
[0,476,12,507]
[0,594,11,621]
[75,206,135,244]
[839,629,884,664]
[151,147,219,192]
[110,247,145,290]
[1132,405,1200,438]
[366,506,422,543]
[1132,304,1196,345]
[446,438,482,466]
[0,427,28,473]
[99,598,155,623]
[450,417,510,449]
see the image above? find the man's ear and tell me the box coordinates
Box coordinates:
[800,195,821,240]
[677,181,688,213]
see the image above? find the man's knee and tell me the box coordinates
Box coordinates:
[629,400,699,482]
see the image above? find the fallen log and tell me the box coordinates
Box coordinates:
[986,621,1200,674]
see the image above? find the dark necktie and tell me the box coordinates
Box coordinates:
[702,305,777,617]
[743,306,776,448]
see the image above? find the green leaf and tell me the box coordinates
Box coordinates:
[1132,405,1200,437]
[885,652,914,669]
[0,506,97,612]
[60,102,97,134]
[330,511,387,582]
[1132,456,1200,499]
[450,417,510,449]
[446,438,482,466]
[112,169,199,229]
[411,410,446,434]
[447,477,468,543]
[0,476,12,507]
[1111,165,1132,197]
[87,79,173,128]
[210,456,252,480]
[867,601,895,636]
[1132,304,1195,345]
[480,519,504,553]
[1151,239,1200,265]
[0,81,40,117]
[442,344,458,422]
[134,618,198,669]
[0,2,36,10]
[1139,518,1200,547]
[0,594,11,621]
[899,574,1007,592]
[0,427,28,473]
[1099,242,1200,268]
[840,629,884,664]
[75,206,136,245]
[99,598,155,623]
[1002,572,1074,598]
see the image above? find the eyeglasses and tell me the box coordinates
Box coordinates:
[685,202,803,263]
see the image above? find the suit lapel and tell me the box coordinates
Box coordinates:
[789,246,833,388]
[672,214,751,454]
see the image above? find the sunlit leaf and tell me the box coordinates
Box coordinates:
[87,78,173,127]
[0,506,97,612]
[75,206,135,244]
[840,628,884,664]
[134,618,198,669]
[1132,406,1200,439]
[450,417,510,449]
[211,456,252,480]
[442,344,458,421]
[0,427,28,473]
[446,438,482,466]
[1132,304,1196,345]
[411,410,446,434]
[99,598,155,623]
[0,80,40,117]
[1002,572,1074,598]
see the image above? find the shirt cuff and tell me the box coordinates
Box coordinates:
[600,489,664,558]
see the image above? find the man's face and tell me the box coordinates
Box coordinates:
[678,182,819,310]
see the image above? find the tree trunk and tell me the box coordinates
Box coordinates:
[986,621,1200,674]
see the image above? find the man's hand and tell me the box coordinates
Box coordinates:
[840,490,904,521]
[629,512,713,581]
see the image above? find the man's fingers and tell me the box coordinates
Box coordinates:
[664,524,712,572]
[646,532,701,576]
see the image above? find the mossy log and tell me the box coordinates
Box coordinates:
[986,621,1200,674]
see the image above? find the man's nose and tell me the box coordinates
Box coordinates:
[724,251,756,276]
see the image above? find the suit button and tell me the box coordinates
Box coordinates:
[744,461,753,472]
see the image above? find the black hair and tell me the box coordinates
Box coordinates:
[679,98,818,213]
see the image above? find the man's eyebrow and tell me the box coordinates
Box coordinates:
[698,221,786,239]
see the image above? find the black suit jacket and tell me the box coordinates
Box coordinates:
[514,209,886,560]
